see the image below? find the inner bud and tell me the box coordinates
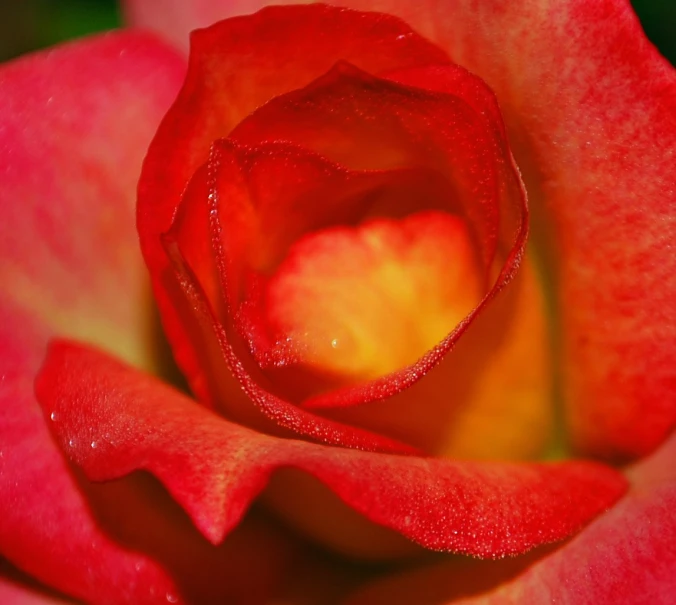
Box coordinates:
[264,210,483,384]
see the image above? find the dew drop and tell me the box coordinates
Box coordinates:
[166,592,178,603]
[331,338,339,349]
[50,411,58,421]
[90,441,97,449]
[68,439,75,448]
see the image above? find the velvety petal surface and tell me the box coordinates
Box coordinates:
[0,32,301,604]
[126,0,676,460]
[37,340,627,559]
[345,430,676,605]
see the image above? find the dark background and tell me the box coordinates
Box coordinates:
[0,0,674,65]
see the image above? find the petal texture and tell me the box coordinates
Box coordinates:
[345,430,676,604]
[37,340,627,559]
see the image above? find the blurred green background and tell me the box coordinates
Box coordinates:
[0,0,674,64]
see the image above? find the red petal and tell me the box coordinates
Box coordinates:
[160,54,528,446]
[36,340,627,558]
[346,430,676,604]
[0,560,76,605]
[129,0,676,462]
[137,4,452,408]
[2,295,303,605]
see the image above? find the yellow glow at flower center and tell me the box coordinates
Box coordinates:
[265,210,483,381]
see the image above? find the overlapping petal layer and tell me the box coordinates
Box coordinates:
[140,6,542,462]
[137,5,453,411]
[127,0,676,461]
[0,32,301,604]
[37,340,626,559]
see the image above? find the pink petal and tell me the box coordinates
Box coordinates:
[36,340,627,559]
[0,31,183,366]
[0,32,301,604]
[125,0,676,462]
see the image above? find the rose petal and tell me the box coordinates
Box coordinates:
[0,29,172,601]
[0,31,184,368]
[218,61,526,402]
[152,46,531,454]
[0,267,300,605]
[398,0,676,463]
[324,256,553,461]
[137,4,453,409]
[0,32,302,604]
[127,0,676,462]
[344,429,676,604]
[36,340,627,559]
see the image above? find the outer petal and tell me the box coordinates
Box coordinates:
[0,31,183,368]
[36,340,627,559]
[344,430,676,605]
[0,33,298,604]
[127,0,676,460]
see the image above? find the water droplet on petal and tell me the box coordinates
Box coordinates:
[90,441,97,449]
[50,412,58,421]
[166,592,178,603]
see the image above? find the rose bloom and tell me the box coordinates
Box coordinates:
[1,0,675,604]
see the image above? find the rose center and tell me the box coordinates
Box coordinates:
[263,210,482,381]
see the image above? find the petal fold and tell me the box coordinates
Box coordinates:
[0,31,300,605]
[37,340,627,559]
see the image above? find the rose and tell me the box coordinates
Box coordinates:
[0,3,674,605]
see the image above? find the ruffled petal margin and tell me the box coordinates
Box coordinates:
[36,340,626,559]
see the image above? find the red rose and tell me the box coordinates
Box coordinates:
[1,2,675,604]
